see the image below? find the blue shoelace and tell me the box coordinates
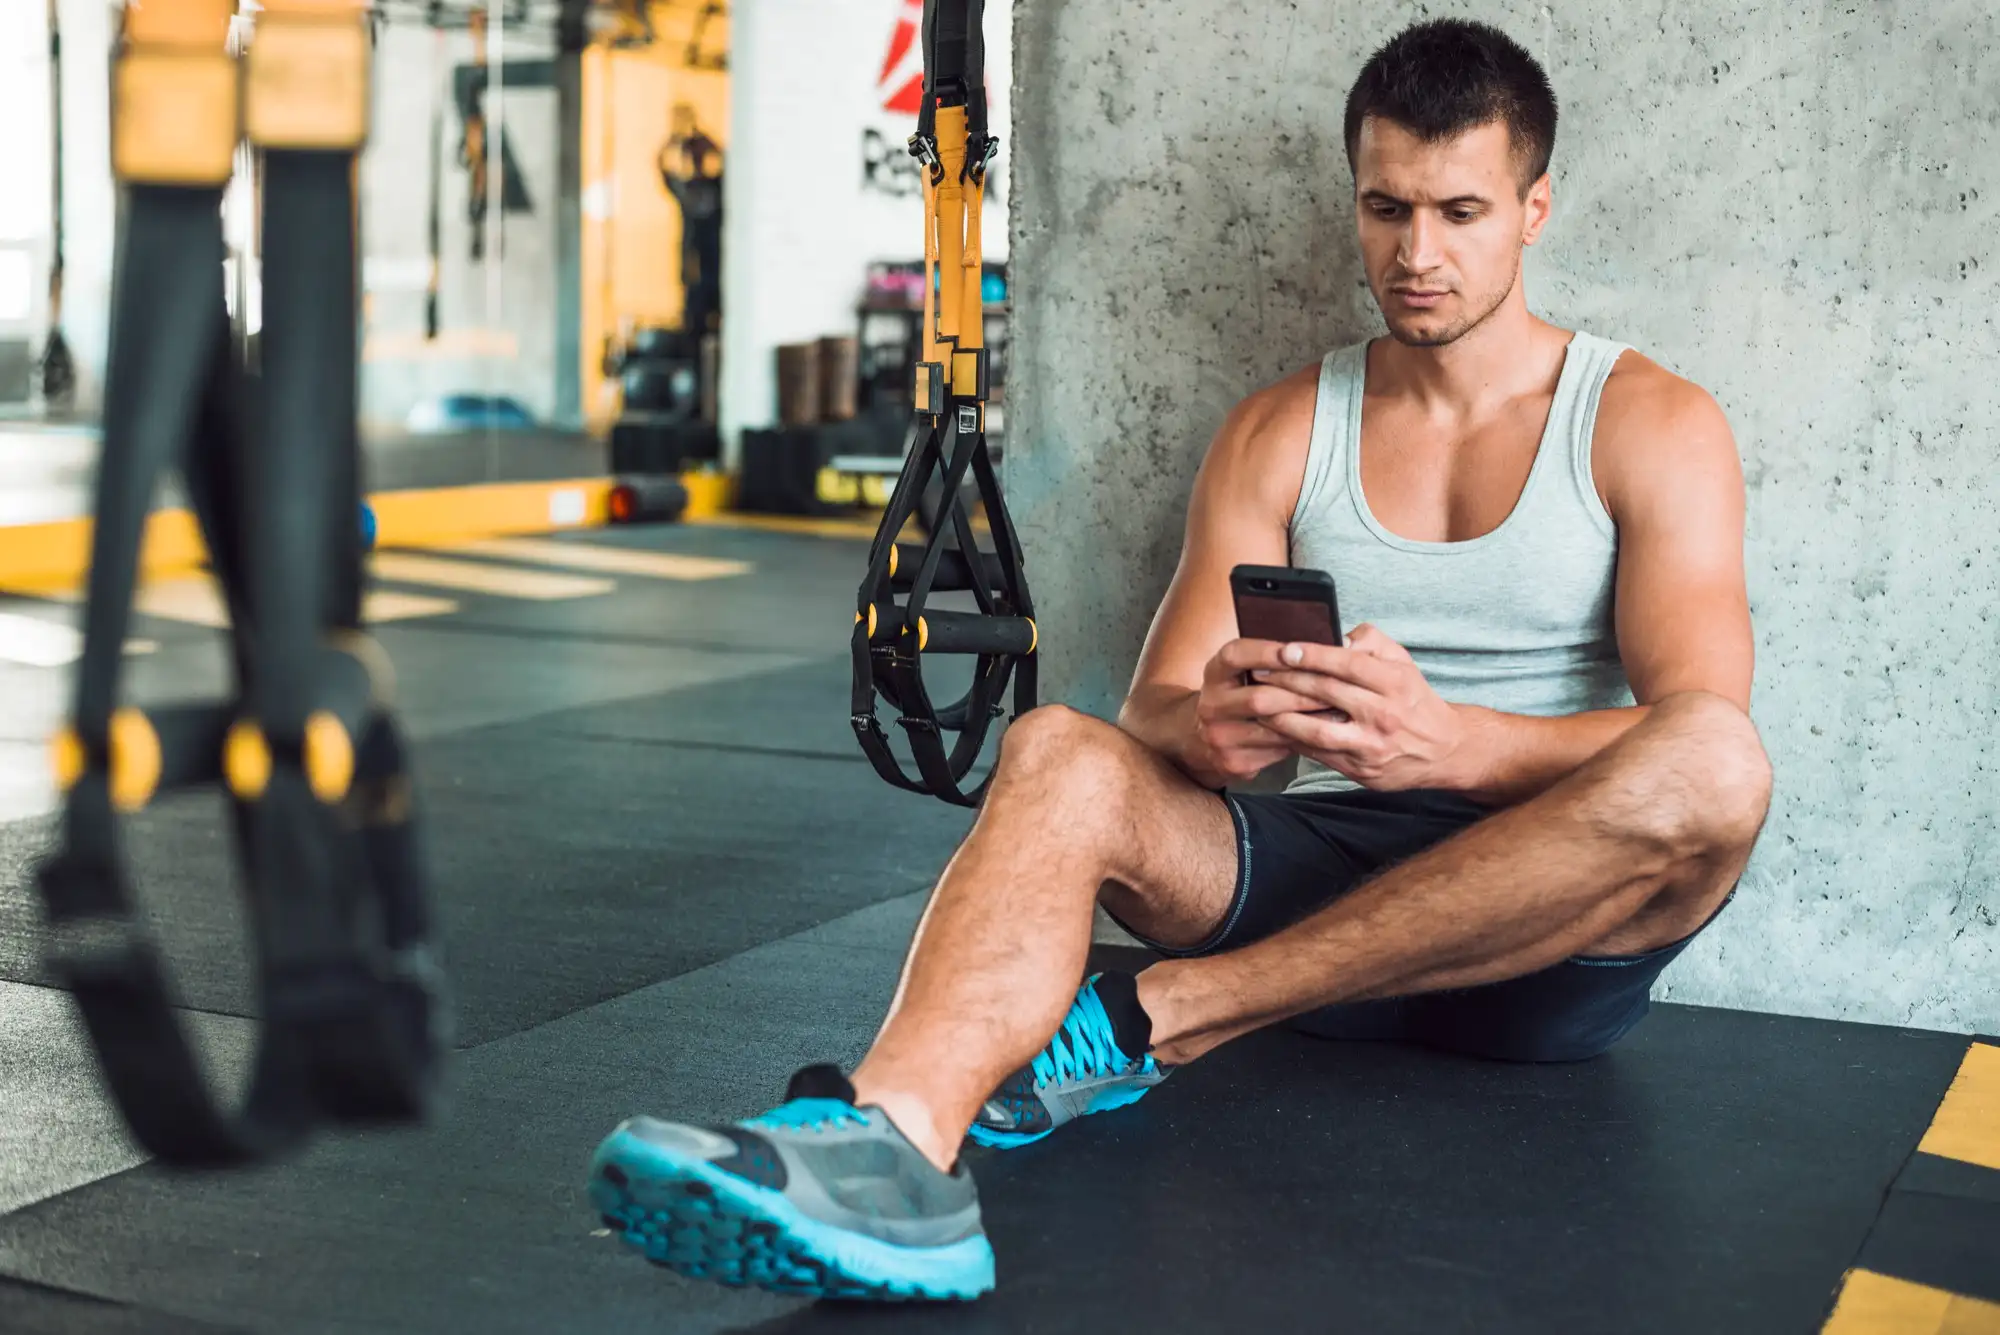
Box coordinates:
[748,1098,867,1134]
[1031,977,1142,1090]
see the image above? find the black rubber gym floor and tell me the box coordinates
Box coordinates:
[1,521,1994,1333]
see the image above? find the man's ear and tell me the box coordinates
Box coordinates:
[1520,173,1553,246]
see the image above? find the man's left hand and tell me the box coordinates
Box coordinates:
[1251,624,1475,791]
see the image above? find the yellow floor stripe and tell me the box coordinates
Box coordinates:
[369,479,614,548]
[1823,1270,2000,1334]
[360,590,464,623]
[1919,1043,2000,1172]
[368,552,614,601]
[45,577,458,628]
[438,537,751,581]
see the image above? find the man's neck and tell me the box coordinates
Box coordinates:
[1369,303,1569,421]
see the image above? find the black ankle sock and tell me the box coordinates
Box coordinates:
[787,1063,857,1104]
[1092,970,1153,1057]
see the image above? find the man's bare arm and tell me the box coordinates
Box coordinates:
[1444,359,1755,806]
[1118,371,1316,787]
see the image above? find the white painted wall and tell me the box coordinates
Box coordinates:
[49,0,118,416]
[0,4,53,344]
[721,0,1013,455]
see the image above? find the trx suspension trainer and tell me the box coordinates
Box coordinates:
[852,0,1036,807]
[35,0,447,1167]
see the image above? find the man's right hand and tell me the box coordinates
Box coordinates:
[1191,639,1326,786]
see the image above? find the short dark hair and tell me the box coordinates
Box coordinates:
[1343,19,1559,195]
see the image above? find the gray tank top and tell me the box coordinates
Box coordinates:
[1287,331,1636,796]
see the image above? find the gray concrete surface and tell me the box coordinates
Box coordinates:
[1006,0,2000,1033]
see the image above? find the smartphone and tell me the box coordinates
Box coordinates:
[1230,564,1344,647]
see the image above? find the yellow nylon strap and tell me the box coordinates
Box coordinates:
[931,105,969,353]
[124,0,235,46]
[245,0,370,150]
[114,0,241,186]
[921,169,943,370]
[959,172,986,354]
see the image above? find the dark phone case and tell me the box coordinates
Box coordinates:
[1231,565,1342,645]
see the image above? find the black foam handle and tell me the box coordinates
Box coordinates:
[911,610,1034,656]
[891,543,1008,594]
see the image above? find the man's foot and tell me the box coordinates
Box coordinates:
[967,971,1170,1149]
[589,1065,994,1302]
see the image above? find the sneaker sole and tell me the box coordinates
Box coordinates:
[589,1127,995,1302]
[965,1079,1159,1151]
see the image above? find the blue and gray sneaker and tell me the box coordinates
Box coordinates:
[590,1065,993,1302]
[967,970,1170,1149]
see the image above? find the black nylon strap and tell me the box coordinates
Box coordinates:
[914,0,991,179]
[852,414,1032,807]
[856,0,1026,807]
[36,164,446,1160]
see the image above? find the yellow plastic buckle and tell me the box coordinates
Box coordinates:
[951,349,987,400]
[113,50,240,186]
[245,8,370,151]
[915,362,946,417]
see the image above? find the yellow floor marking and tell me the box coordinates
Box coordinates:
[125,578,230,629]
[438,537,751,581]
[1823,1270,2000,1335]
[361,590,463,623]
[1919,1042,2000,1172]
[43,577,458,628]
[0,611,156,667]
[368,552,614,601]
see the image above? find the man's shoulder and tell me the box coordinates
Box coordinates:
[1190,361,1325,518]
[1213,362,1322,463]
[1597,346,1731,443]
[1592,345,1741,510]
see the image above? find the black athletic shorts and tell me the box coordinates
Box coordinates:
[1110,787,1730,1063]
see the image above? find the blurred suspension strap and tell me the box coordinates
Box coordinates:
[34,0,448,1168]
[851,0,1035,807]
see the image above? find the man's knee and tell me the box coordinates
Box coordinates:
[995,705,1140,811]
[1607,692,1773,860]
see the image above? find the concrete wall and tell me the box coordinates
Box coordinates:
[722,0,1012,453]
[1008,0,2000,1033]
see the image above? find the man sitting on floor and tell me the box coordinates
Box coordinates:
[588,17,1772,1301]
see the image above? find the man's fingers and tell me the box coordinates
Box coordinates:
[1345,622,1414,663]
[1252,670,1375,720]
[1262,709,1372,756]
[1264,641,1402,693]
[1203,709,1302,754]
[1209,638,1293,681]
[1226,682,1328,718]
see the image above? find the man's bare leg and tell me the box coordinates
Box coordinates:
[849,704,1241,1171]
[854,692,1770,1166]
[1137,690,1772,1064]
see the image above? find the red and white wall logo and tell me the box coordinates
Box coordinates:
[861,0,1004,203]
[878,0,926,115]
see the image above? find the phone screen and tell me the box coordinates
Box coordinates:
[1236,596,1340,645]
